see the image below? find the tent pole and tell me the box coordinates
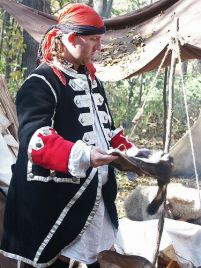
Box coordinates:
[153,38,177,267]
[163,67,168,148]
[164,47,177,154]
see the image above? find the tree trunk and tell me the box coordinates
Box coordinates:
[163,67,168,148]
[95,0,107,18]
[22,0,50,78]
[87,0,94,7]
[0,10,5,62]
[164,51,177,154]
[138,73,144,105]
[4,12,11,81]
[105,0,113,18]
[94,0,113,18]
[125,78,135,129]
[181,61,188,76]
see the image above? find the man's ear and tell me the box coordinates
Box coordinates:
[67,32,76,44]
[61,32,76,48]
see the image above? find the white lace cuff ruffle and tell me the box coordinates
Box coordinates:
[68,140,91,178]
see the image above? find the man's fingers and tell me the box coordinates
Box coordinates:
[90,148,118,167]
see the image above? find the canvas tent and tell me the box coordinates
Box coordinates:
[0,0,201,177]
[170,113,201,177]
[94,0,201,81]
[0,0,200,80]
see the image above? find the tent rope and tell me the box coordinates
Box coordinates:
[130,31,192,265]
[128,40,173,266]
[152,34,201,265]
[175,38,201,204]
[152,37,178,266]
[129,46,171,139]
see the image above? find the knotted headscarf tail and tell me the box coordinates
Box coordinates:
[38,3,105,85]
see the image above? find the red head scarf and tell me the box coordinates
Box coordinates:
[58,3,105,30]
[39,4,105,85]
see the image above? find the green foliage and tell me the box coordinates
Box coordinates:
[128,0,150,10]
[8,68,26,96]
[50,0,90,14]
[104,67,201,147]
[172,71,201,136]
[104,70,164,131]
[111,0,151,16]
[104,78,140,128]
[0,11,26,95]
[8,26,26,93]
[50,0,71,13]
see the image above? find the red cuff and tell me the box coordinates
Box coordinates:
[111,129,133,151]
[29,127,74,173]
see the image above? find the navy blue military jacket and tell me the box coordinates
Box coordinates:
[0,63,118,267]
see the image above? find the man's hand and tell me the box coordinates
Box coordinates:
[90,148,119,168]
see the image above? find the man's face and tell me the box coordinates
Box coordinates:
[62,33,103,67]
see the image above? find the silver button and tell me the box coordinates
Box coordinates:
[36,142,42,148]
[84,137,89,142]
[50,171,56,177]
[72,177,78,182]
[75,99,80,105]
[29,173,34,179]
[81,118,85,124]
[108,132,112,138]
[43,129,51,136]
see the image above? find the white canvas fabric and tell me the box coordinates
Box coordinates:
[116,217,201,268]
[0,132,16,190]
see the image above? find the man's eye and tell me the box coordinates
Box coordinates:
[91,37,99,41]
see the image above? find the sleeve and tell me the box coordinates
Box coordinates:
[111,127,138,154]
[17,74,74,174]
[68,140,92,178]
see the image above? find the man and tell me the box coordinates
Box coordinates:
[0,3,138,268]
